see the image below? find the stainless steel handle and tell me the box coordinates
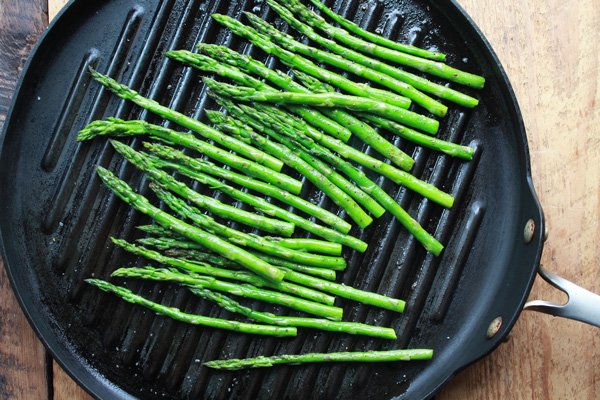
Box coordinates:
[524,266,600,328]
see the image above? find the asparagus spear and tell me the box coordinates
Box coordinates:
[307,0,445,61]
[151,184,348,269]
[137,240,338,280]
[209,14,411,109]
[192,288,397,339]
[96,166,285,282]
[210,105,385,220]
[196,45,418,172]
[294,72,474,160]
[112,267,343,320]
[290,133,445,255]
[78,118,302,194]
[204,349,434,370]
[282,0,485,88]
[205,79,439,135]
[268,0,478,108]
[248,103,454,210]
[143,142,351,233]
[251,98,414,173]
[262,237,341,256]
[86,279,297,337]
[245,12,448,117]
[204,108,376,229]
[144,145,368,252]
[111,238,335,305]
[362,114,475,160]
[167,49,352,142]
[87,68,283,171]
[110,140,294,236]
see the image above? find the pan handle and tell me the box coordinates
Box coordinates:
[524,266,600,328]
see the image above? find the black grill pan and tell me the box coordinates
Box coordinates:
[0,0,545,398]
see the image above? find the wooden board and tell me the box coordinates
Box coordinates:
[0,0,597,398]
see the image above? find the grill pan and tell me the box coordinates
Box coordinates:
[0,0,550,398]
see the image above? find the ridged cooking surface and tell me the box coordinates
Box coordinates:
[0,0,542,399]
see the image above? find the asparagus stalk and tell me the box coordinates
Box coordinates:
[135,235,339,278]
[78,118,302,194]
[96,166,285,282]
[245,12,448,117]
[307,0,445,61]
[362,114,475,160]
[252,99,415,173]
[262,237,341,256]
[158,242,336,281]
[283,0,485,88]
[87,68,283,170]
[196,45,418,172]
[151,184,348,269]
[86,279,297,337]
[251,104,454,209]
[290,133,445,255]
[192,288,397,339]
[205,107,376,229]
[111,238,335,305]
[204,349,434,370]
[112,267,343,320]
[209,14,411,109]
[144,145,368,251]
[167,49,352,142]
[143,142,351,233]
[110,140,294,236]
[268,0,478,108]
[205,79,439,135]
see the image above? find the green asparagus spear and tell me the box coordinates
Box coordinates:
[192,288,397,339]
[151,184,348,269]
[112,267,343,320]
[78,118,302,194]
[204,348,434,370]
[143,142,351,233]
[362,114,475,160]
[167,49,352,142]
[138,241,338,280]
[205,79,439,135]
[204,107,375,229]
[196,45,417,172]
[144,145,368,252]
[245,12,447,117]
[290,133,445,255]
[88,68,283,170]
[209,14,411,109]
[110,140,294,236]
[96,166,285,282]
[251,98,414,172]
[86,279,297,336]
[137,224,184,238]
[307,0,445,61]
[268,0,478,108]
[250,104,454,209]
[111,238,335,305]
[282,0,485,88]
[262,237,341,256]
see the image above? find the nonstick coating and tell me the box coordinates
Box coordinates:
[0,0,544,399]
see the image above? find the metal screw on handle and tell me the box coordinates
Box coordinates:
[524,266,600,328]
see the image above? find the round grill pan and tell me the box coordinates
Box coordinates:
[0,0,545,398]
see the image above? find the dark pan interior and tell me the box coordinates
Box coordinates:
[0,0,544,399]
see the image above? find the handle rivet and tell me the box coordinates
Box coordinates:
[524,219,535,243]
[487,316,502,338]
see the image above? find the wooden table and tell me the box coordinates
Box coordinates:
[0,0,598,398]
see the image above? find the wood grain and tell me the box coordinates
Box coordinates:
[0,2,49,399]
[0,0,597,398]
